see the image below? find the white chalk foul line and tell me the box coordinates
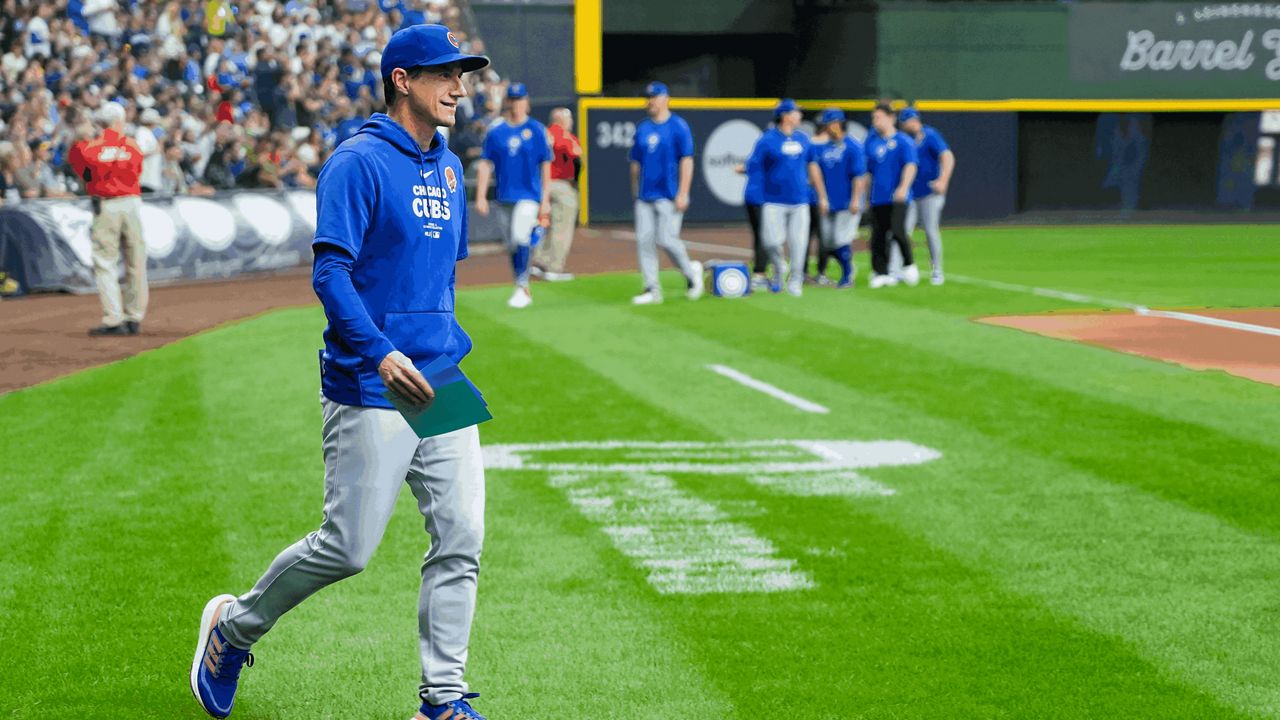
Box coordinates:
[1134,307,1280,338]
[706,364,830,414]
[952,274,1280,338]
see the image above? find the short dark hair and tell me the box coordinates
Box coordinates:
[872,103,894,117]
[382,66,431,108]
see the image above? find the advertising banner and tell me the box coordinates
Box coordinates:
[1069,3,1280,96]
[0,190,318,295]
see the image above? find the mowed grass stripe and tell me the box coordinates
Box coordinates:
[550,279,1280,717]
[935,225,1280,310]
[0,306,744,718]
[469,285,1250,718]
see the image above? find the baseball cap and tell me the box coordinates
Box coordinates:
[898,107,921,122]
[819,108,845,125]
[507,82,528,99]
[380,24,489,80]
[644,81,668,98]
[774,98,799,118]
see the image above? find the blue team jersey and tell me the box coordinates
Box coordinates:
[864,130,918,206]
[748,127,813,206]
[482,118,551,203]
[810,135,866,210]
[743,150,764,206]
[629,114,694,201]
[911,125,950,199]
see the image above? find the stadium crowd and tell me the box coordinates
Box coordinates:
[0,0,512,204]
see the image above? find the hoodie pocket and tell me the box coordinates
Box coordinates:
[380,310,461,360]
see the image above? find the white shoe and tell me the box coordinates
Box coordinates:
[544,271,575,282]
[686,261,704,300]
[786,285,803,297]
[507,286,532,308]
[902,264,920,287]
[869,274,898,289]
[632,290,663,305]
[529,265,544,279]
[930,270,944,286]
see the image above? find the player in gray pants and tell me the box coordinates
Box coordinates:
[893,107,955,285]
[190,25,493,720]
[629,81,703,304]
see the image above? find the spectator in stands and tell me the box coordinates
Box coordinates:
[159,138,187,194]
[15,140,72,198]
[0,141,21,204]
[136,107,163,193]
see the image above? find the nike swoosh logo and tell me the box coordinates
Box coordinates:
[424,171,435,179]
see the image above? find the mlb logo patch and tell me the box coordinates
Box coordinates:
[444,166,457,192]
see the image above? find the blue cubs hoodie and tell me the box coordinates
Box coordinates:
[311,112,471,408]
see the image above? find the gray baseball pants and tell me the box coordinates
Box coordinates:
[218,397,485,706]
[761,202,811,294]
[891,193,946,274]
[635,198,694,294]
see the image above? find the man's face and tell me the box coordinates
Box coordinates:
[399,62,468,128]
[872,109,894,134]
[505,95,528,115]
[900,117,921,134]
[646,93,668,117]
[557,111,573,131]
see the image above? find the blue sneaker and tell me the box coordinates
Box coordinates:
[190,594,254,718]
[415,693,487,720]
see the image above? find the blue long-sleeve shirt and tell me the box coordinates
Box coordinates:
[312,243,395,370]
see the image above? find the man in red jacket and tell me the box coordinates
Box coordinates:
[532,106,581,281]
[70,101,148,336]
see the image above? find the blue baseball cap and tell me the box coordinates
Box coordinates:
[507,82,528,99]
[644,81,668,97]
[819,108,845,125]
[898,107,921,122]
[379,24,489,80]
[775,98,799,118]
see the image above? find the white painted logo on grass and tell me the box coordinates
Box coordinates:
[552,472,813,595]
[485,439,941,594]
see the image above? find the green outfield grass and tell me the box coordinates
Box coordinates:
[2,225,1278,719]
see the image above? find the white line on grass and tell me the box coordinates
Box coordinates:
[551,472,815,594]
[706,364,830,414]
[603,228,1280,338]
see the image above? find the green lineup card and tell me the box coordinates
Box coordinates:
[384,356,491,438]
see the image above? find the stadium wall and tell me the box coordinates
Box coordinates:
[578,98,1280,225]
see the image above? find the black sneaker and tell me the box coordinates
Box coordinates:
[88,324,128,336]
[125,321,140,335]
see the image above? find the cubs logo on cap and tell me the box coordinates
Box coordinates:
[774,98,799,117]
[507,82,528,99]
[380,24,489,79]
[444,166,457,192]
[644,81,669,97]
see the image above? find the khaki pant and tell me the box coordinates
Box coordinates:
[533,179,578,273]
[91,195,148,326]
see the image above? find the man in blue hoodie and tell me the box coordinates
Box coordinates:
[190,25,493,720]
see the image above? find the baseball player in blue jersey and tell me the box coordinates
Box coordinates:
[476,82,552,309]
[811,108,868,288]
[191,26,492,720]
[629,81,704,305]
[746,98,829,296]
[864,103,919,288]
[897,107,955,285]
